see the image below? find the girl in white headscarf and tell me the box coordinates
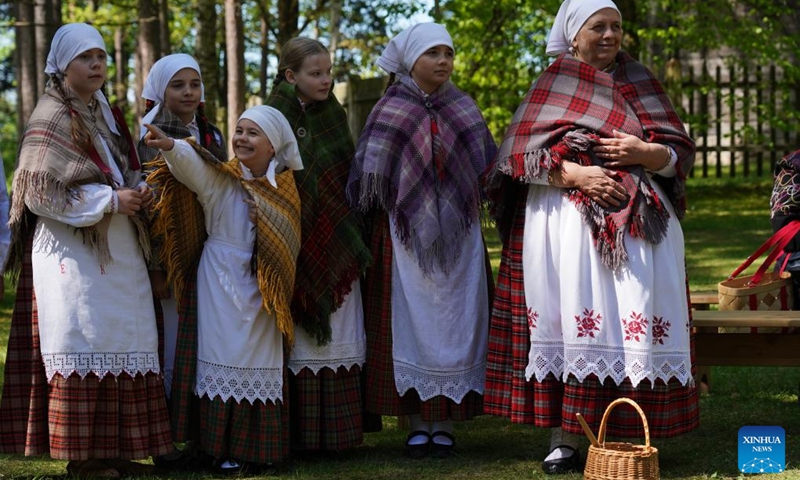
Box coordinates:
[0,22,172,478]
[348,23,497,458]
[143,105,303,474]
[138,53,226,164]
[136,55,226,446]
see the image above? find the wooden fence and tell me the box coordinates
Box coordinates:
[681,62,800,178]
[333,76,388,142]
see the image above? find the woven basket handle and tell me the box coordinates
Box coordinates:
[596,398,650,448]
[728,220,800,284]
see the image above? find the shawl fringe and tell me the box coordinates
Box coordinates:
[241,174,301,345]
[145,156,206,307]
[8,87,148,275]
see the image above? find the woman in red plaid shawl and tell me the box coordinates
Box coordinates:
[348,23,497,458]
[483,0,698,474]
[0,23,172,478]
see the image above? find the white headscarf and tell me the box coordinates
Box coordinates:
[238,106,303,186]
[376,23,454,76]
[140,53,205,139]
[545,0,621,56]
[45,23,119,134]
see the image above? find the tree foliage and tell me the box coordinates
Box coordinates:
[439,0,559,140]
[2,0,800,160]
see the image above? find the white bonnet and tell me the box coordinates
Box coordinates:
[376,23,454,76]
[238,105,303,174]
[545,0,621,56]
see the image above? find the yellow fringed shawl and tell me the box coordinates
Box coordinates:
[146,138,301,344]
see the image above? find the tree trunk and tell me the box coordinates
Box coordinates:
[259,0,270,101]
[16,0,38,138]
[328,0,341,65]
[34,0,57,94]
[114,26,128,110]
[51,0,62,30]
[432,0,441,22]
[225,0,246,156]
[196,0,219,123]
[616,0,640,61]
[277,0,299,48]
[134,48,143,120]
[137,0,161,119]
[159,0,171,57]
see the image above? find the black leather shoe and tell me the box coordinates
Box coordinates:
[404,430,431,459]
[215,458,248,476]
[541,445,581,474]
[430,431,456,458]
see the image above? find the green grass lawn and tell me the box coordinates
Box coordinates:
[2,176,799,479]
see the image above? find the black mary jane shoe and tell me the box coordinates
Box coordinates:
[153,449,192,471]
[430,431,456,458]
[404,430,431,459]
[541,445,581,475]
[215,458,249,476]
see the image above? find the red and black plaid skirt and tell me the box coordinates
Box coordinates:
[166,269,201,443]
[361,214,484,422]
[198,383,290,465]
[289,365,363,451]
[484,191,699,438]
[0,243,173,459]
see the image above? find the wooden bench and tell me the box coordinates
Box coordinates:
[693,310,800,367]
[690,291,718,310]
[689,291,718,391]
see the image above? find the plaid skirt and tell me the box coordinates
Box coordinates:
[361,214,484,422]
[0,241,173,459]
[289,365,363,451]
[166,268,201,442]
[484,190,699,438]
[198,383,289,465]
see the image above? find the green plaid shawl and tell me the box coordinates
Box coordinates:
[267,80,372,344]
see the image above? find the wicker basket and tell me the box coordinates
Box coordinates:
[716,221,800,332]
[582,398,659,480]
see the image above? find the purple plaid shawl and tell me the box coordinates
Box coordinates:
[347,75,497,274]
[484,52,695,271]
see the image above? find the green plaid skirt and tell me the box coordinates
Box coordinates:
[289,365,363,451]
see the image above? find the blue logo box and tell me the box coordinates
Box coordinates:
[738,426,785,474]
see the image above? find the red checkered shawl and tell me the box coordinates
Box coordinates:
[484,52,695,271]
